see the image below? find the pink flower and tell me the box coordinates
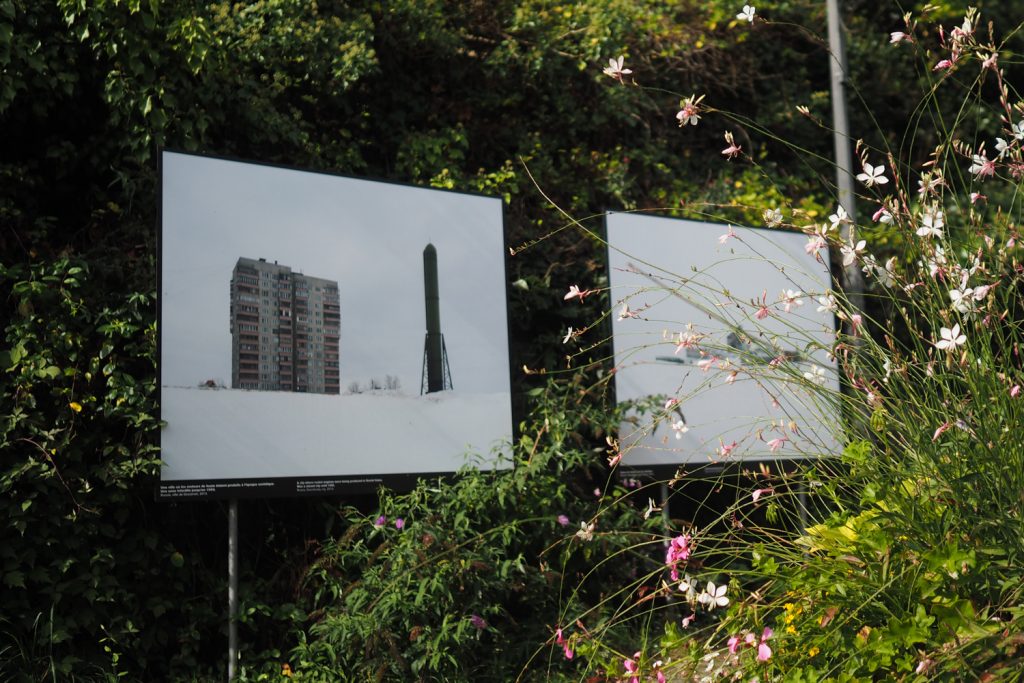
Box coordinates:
[1012,385,1021,398]
[932,421,951,442]
[850,314,863,336]
[608,450,623,467]
[719,225,738,244]
[766,436,787,452]
[698,355,719,372]
[624,652,641,682]
[721,132,742,160]
[752,487,773,502]
[676,94,704,127]
[969,152,996,179]
[682,613,696,628]
[718,440,738,458]
[754,289,770,319]
[373,515,386,527]
[665,534,693,580]
[872,205,893,223]
[618,303,642,320]
[728,635,741,654]
[890,31,910,44]
[757,627,773,661]
[564,284,594,302]
[675,331,700,354]
[394,518,405,530]
[805,233,827,256]
[556,627,573,659]
[470,614,487,630]
[557,514,570,526]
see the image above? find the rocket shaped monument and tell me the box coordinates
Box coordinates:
[421,243,453,394]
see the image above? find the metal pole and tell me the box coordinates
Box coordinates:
[228,499,238,682]
[826,0,865,312]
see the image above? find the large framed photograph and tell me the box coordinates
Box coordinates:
[158,151,513,500]
[605,211,841,476]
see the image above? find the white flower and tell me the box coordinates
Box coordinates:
[828,205,850,228]
[856,161,889,187]
[763,208,783,227]
[671,419,690,439]
[781,289,804,313]
[737,5,755,22]
[876,256,898,287]
[840,239,866,266]
[995,137,1009,158]
[926,245,947,278]
[576,521,595,541]
[817,293,838,313]
[916,209,944,239]
[861,253,877,277]
[804,366,827,384]
[678,574,695,596]
[602,56,632,82]
[949,287,977,316]
[697,581,730,609]
[562,326,574,344]
[1014,121,1024,141]
[935,324,966,351]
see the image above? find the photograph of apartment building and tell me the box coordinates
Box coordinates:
[229,257,340,394]
[159,150,512,496]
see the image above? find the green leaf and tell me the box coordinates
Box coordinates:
[3,570,25,588]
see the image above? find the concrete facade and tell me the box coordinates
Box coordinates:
[230,257,340,394]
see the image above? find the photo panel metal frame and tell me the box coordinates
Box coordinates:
[158,150,515,500]
[603,211,842,479]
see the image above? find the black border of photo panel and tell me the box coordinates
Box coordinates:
[155,148,519,501]
[601,208,840,482]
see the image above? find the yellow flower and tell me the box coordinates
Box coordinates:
[281,663,293,677]
[808,646,820,657]
[786,625,797,635]
[69,401,83,413]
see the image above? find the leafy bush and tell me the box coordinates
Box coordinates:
[553,5,1024,681]
[287,373,662,680]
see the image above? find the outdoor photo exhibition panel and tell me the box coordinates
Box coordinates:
[605,212,841,477]
[159,151,513,500]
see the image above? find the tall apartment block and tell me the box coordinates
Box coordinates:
[230,257,340,394]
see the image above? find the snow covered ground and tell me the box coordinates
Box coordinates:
[160,387,513,481]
